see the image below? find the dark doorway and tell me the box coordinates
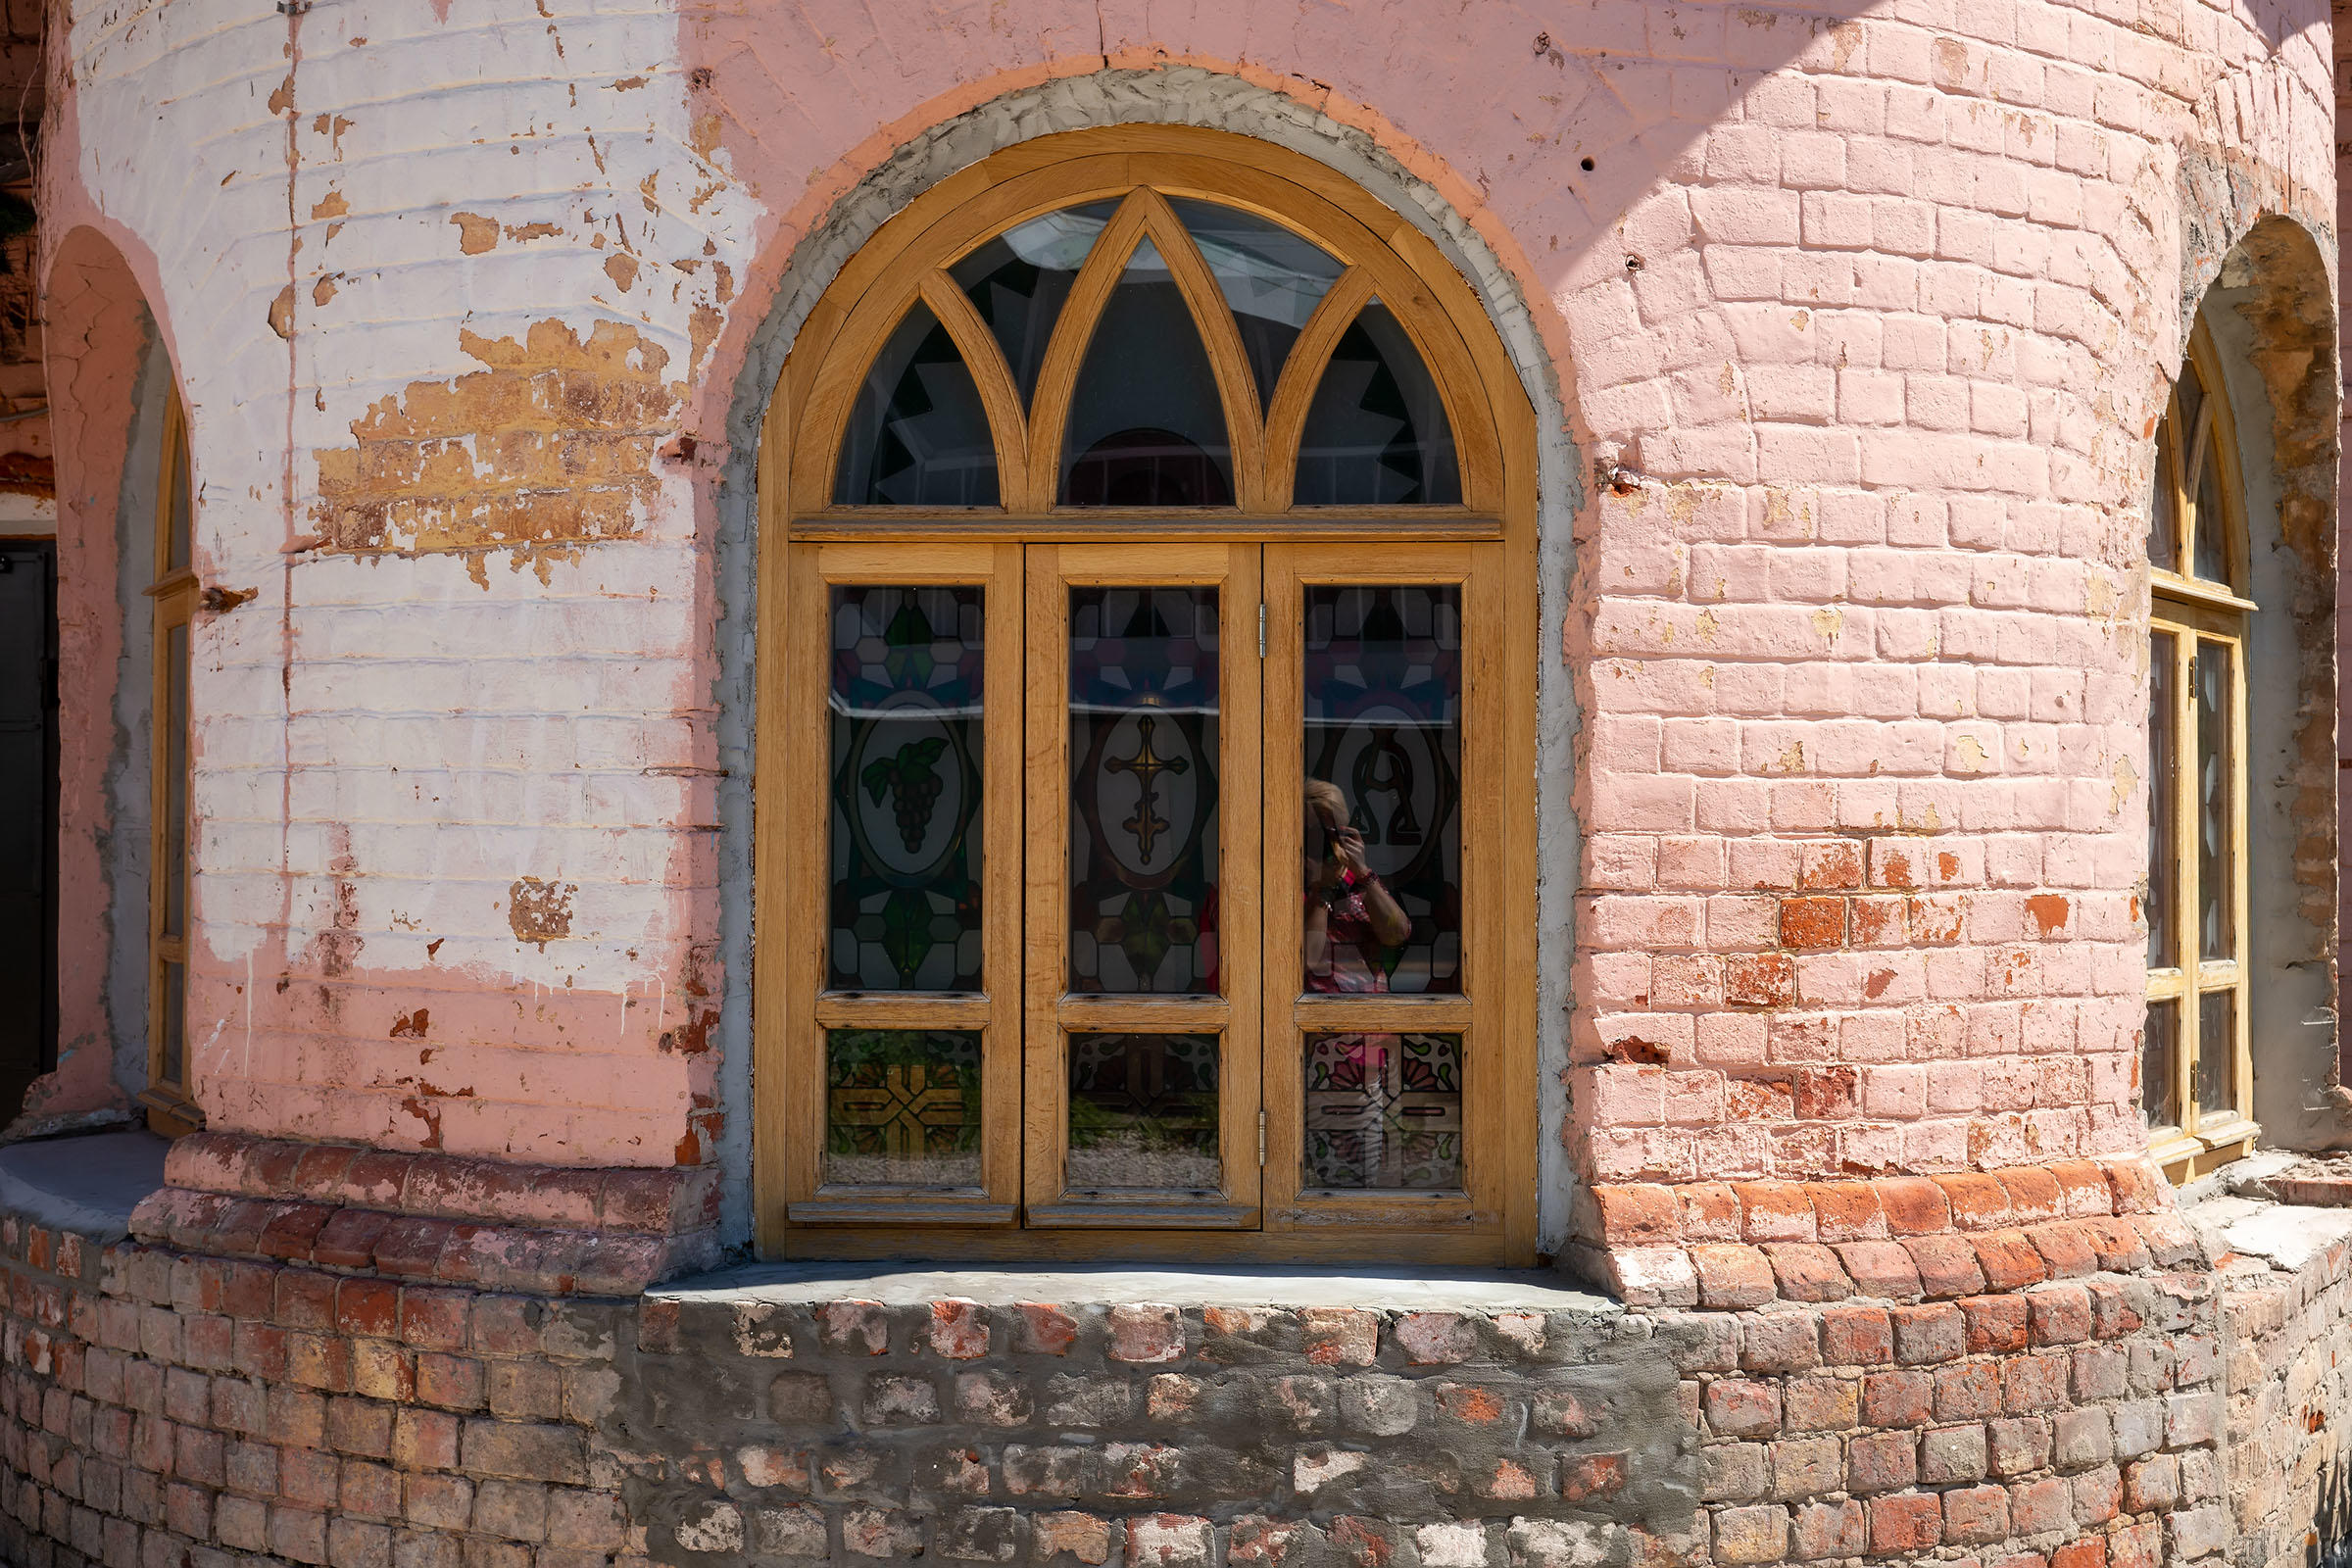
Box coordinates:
[0,539,55,1121]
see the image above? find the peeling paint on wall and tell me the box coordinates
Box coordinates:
[312,320,681,586]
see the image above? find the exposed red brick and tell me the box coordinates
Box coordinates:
[1969,1230,2047,1291]
[1690,1244,1778,1308]
[1959,1294,2030,1353]
[1818,1304,1892,1366]
[1734,1181,1817,1242]
[1592,1185,1681,1246]
[2100,1158,2165,1215]
[1779,896,1846,949]
[1678,1183,1743,1242]
[2024,1220,2099,1279]
[1832,1241,1922,1300]
[1762,1244,1853,1302]
[1867,1493,1941,1552]
[1807,1182,1887,1243]
[1902,1235,1987,1299]
[1992,1167,2064,1223]
[1724,953,1796,1006]
[1877,1177,1951,1236]
[1932,1173,2012,1231]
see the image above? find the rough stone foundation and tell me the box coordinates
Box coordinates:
[0,1148,2346,1568]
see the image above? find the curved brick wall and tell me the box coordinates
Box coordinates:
[18,0,2352,1562]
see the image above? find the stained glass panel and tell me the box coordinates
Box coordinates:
[1302,585,1461,994]
[824,1028,982,1186]
[1066,1032,1220,1191]
[828,585,985,992]
[2142,1000,2179,1131]
[1068,588,1221,994]
[1303,1031,1462,1190]
[1061,240,1235,506]
[1294,302,1461,506]
[1167,198,1344,410]
[2195,639,2233,961]
[2147,629,2177,968]
[952,201,1115,408]
[834,302,1000,506]
[2196,991,2236,1119]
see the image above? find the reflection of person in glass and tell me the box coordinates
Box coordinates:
[1303,778,1409,993]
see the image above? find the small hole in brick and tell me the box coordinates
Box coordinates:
[1624,255,1643,271]
[1580,156,1594,172]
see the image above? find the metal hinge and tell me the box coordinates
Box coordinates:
[1257,1109,1266,1166]
[1258,602,1266,660]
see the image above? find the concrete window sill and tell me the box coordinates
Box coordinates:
[652,1258,1622,1315]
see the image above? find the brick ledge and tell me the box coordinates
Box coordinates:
[1572,1158,2196,1310]
[124,1132,724,1297]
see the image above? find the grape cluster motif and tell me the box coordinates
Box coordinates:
[862,736,950,855]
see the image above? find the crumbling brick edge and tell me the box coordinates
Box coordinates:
[128,1131,721,1298]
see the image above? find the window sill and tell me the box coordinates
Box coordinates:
[2148,1120,2258,1185]
[657,1257,1615,1315]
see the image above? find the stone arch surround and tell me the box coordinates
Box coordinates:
[705,67,1589,1251]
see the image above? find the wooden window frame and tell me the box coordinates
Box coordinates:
[142,390,200,1137]
[754,126,1540,1264]
[2145,323,2255,1178]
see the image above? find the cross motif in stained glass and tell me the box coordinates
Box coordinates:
[1302,1031,1462,1191]
[1067,587,1221,994]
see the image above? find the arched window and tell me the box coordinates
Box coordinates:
[2144,321,2254,1177]
[755,127,1540,1263]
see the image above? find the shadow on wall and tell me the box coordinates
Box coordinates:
[2188,218,2346,1148]
[2316,1445,2352,1568]
[26,222,170,1141]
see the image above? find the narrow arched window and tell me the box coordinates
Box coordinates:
[144,387,198,1135]
[2143,322,2253,1175]
[757,127,1540,1263]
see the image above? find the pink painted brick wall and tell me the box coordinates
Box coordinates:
[36,0,2335,1200]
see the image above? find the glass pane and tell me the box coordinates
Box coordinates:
[1294,302,1462,506]
[1167,198,1344,410]
[828,586,985,991]
[2191,431,2229,584]
[2175,360,2204,448]
[2142,1000,2179,1130]
[2196,991,2236,1120]
[2148,435,2177,574]
[167,429,192,574]
[824,1028,982,1186]
[952,201,1115,409]
[1303,1031,1463,1191]
[834,302,999,506]
[1068,588,1220,994]
[160,959,185,1089]
[164,622,189,942]
[1302,586,1462,994]
[1061,239,1234,506]
[2196,640,2234,961]
[1066,1032,1219,1191]
[2146,629,2177,968]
